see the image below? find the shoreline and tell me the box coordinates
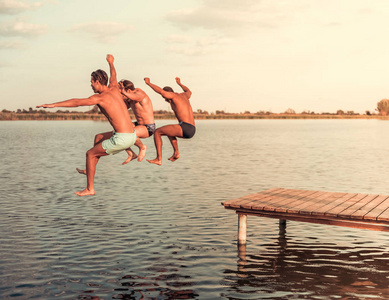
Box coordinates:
[1,112,388,121]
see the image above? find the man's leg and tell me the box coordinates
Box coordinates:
[94,131,113,145]
[122,125,148,165]
[77,131,113,174]
[122,148,138,165]
[147,124,183,165]
[168,136,179,161]
[75,142,108,197]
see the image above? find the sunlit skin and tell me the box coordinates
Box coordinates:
[144,77,194,165]
[118,81,155,164]
[37,54,134,196]
[79,55,153,167]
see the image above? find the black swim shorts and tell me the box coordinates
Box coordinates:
[134,122,156,137]
[179,122,196,139]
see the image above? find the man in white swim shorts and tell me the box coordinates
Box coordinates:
[37,54,136,197]
[102,132,137,155]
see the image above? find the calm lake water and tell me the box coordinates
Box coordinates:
[1,119,389,299]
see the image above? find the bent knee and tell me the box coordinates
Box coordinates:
[94,134,104,144]
[86,149,102,158]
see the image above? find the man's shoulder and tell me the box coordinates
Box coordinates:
[174,93,190,102]
[99,87,122,101]
[134,88,146,95]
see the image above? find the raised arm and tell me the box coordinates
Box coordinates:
[176,77,192,98]
[121,89,144,102]
[144,77,175,99]
[37,95,100,108]
[106,54,118,88]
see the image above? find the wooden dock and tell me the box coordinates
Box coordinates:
[222,188,389,245]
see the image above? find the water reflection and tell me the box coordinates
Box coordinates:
[113,273,198,299]
[3,120,389,299]
[231,221,389,299]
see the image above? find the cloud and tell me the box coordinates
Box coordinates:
[166,33,231,56]
[166,34,193,44]
[0,18,47,37]
[70,22,134,44]
[0,0,43,14]
[0,40,25,49]
[167,45,206,56]
[166,0,282,36]
[163,0,313,56]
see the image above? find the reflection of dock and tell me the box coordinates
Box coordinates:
[222,188,389,245]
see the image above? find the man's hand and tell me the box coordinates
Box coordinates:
[36,104,55,108]
[121,89,130,99]
[175,77,181,84]
[106,54,114,64]
[144,77,150,84]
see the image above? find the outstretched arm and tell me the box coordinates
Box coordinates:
[37,95,100,108]
[176,77,192,98]
[144,77,175,99]
[107,54,118,88]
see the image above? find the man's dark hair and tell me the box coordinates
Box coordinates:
[120,80,135,91]
[91,69,108,86]
[163,86,174,93]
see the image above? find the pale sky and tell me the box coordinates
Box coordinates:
[1,0,389,114]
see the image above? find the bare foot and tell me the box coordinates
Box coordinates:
[147,158,162,166]
[168,153,180,162]
[76,168,86,175]
[137,145,147,162]
[75,188,95,196]
[122,149,138,165]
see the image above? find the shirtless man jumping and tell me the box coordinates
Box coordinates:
[144,77,195,165]
[37,54,136,196]
[93,55,151,165]
[117,80,155,164]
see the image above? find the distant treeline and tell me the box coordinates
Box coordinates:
[1,106,387,121]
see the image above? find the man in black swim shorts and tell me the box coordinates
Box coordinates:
[133,121,156,137]
[118,80,156,164]
[179,121,196,139]
[144,77,196,165]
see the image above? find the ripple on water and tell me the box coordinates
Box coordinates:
[2,120,389,299]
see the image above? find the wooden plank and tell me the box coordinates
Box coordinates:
[364,196,389,220]
[350,195,389,220]
[239,188,287,209]
[258,188,318,212]
[233,188,286,209]
[324,193,368,217]
[235,209,389,232]
[297,192,347,215]
[249,188,306,210]
[267,189,322,213]
[377,206,389,222]
[221,188,281,208]
[311,193,359,217]
[337,194,378,219]
[280,190,328,214]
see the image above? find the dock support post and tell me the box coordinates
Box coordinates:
[279,219,286,226]
[238,214,247,245]
[237,243,248,277]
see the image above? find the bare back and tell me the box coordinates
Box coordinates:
[129,88,155,125]
[97,87,134,133]
[170,93,195,125]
